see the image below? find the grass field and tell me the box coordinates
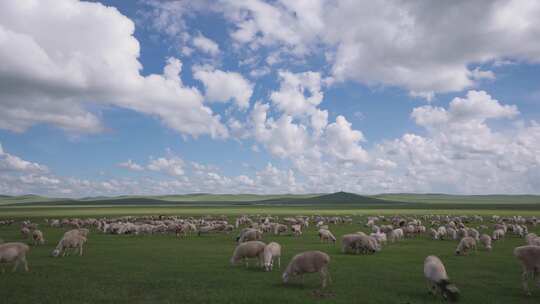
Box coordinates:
[1,204,540,303]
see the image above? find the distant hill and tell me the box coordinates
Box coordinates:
[375,193,540,205]
[1,192,539,207]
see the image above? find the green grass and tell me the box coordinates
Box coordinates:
[1,206,540,303]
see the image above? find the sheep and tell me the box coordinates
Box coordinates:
[447,227,457,240]
[282,251,331,289]
[273,224,288,236]
[514,245,540,295]
[263,242,281,271]
[291,224,302,237]
[20,227,31,239]
[424,255,460,302]
[318,229,336,244]
[429,228,439,240]
[236,228,262,243]
[230,241,266,268]
[455,236,477,255]
[370,232,387,246]
[492,229,505,241]
[437,226,447,240]
[52,234,87,257]
[32,229,45,245]
[341,234,362,253]
[389,228,404,243]
[479,234,492,251]
[0,242,30,273]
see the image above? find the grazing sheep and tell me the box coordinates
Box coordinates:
[32,230,45,245]
[282,251,331,288]
[455,237,477,255]
[389,228,404,243]
[291,224,302,237]
[493,229,505,241]
[447,228,457,240]
[437,227,447,240]
[479,234,492,251]
[52,234,87,257]
[0,242,30,272]
[424,255,460,302]
[273,224,288,236]
[370,232,387,246]
[263,242,281,271]
[429,228,439,240]
[318,229,336,244]
[341,234,362,253]
[514,245,540,295]
[230,241,266,268]
[236,228,262,243]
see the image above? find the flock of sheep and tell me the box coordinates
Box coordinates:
[1,214,540,300]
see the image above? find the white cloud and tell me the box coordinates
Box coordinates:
[0,0,227,138]
[192,33,220,56]
[324,116,368,163]
[193,65,253,109]
[0,143,48,173]
[147,156,185,176]
[118,160,143,171]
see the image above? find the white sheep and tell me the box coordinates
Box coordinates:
[492,229,505,241]
[291,224,302,237]
[32,229,45,245]
[236,228,262,243]
[479,234,492,251]
[230,241,266,268]
[263,242,281,271]
[370,232,387,246]
[437,226,447,240]
[52,234,87,257]
[429,228,439,240]
[525,233,538,245]
[389,228,404,243]
[455,236,476,255]
[514,245,540,295]
[424,255,460,302]
[0,242,30,272]
[282,250,331,288]
[318,229,336,244]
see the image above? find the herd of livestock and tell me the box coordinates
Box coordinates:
[2,213,540,300]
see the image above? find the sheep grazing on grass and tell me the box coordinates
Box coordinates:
[424,255,460,302]
[389,228,404,243]
[318,229,336,244]
[32,230,45,245]
[492,229,505,241]
[273,224,288,236]
[230,241,266,268]
[514,245,540,295]
[52,234,87,257]
[429,228,439,240]
[291,224,302,237]
[263,242,281,271]
[282,251,331,289]
[479,234,492,251]
[236,228,262,243]
[437,227,447,240]
[341,234,380,254]
[370,232,387,246]
[0,242,30,273]
[447,228,457,240]
[341,234,362,254]
[455,236,477,255]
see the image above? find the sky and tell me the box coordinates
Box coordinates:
[0,0,540,197]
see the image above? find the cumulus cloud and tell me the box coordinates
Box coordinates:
[192,33,220,56]
[117,160,144,171]
[147,156,185,176]
[0,0,227,138]
[0,143,48,173]
[148,0,540,98]
[193,65,254,109]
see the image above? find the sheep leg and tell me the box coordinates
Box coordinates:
[21,256,29,272]
[79,244,84,256]
[278,257,281,269]
[522,271,531,296]
[12,260,19,272]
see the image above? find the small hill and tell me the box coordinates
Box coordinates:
[260,191,401,205]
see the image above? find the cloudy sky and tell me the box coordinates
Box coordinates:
[1,0,540,197]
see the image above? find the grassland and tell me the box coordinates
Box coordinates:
[1,194,540,303]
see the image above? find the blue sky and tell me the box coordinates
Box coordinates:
[0,0,539,196]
